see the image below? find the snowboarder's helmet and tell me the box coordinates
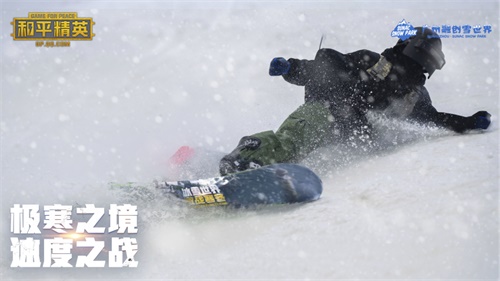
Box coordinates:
[400,27,445,78]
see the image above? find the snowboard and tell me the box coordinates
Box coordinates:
[156,163,323,207]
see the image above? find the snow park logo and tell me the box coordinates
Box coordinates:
[10,12,95,47]
[9,204,138,268]
[391,19,493,40]
[391,19,417,41]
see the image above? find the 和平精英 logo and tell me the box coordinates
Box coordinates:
[11,12,95,47]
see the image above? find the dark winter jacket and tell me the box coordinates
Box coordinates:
[282,48,481,135]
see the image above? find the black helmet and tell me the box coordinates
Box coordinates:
[399,27,445,78]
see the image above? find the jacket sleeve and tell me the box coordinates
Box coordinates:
[282,48,354,87]
[282,58,314,86]
[409,86,476,133]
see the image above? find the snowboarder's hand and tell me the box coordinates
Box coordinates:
[471,111,491,130]
[269,57,291,76]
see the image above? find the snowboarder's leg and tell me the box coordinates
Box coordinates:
[219,102,333,175]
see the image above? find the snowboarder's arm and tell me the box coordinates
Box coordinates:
[271,48,344,86]
[409,87,491,133]
[282,48,352,86]
[281,58,314,86]
[268,56,313,86]
[271,48,369,86]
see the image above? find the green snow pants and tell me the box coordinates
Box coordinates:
[219,101,334,175]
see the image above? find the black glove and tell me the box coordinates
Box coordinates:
[470,111,491,130]
[269,57,291,76]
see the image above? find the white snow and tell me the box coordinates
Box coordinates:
[1,1,498,280]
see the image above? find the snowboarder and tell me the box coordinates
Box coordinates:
[219,27,491,176]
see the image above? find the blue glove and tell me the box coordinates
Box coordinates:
[471,111,491,129]
[269,57,291,76]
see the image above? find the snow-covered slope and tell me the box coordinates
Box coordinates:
[1,1,498,280]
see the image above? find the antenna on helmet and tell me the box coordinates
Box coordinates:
[319,34,326,50]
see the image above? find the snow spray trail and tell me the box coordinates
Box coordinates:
[302,112,455,177]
